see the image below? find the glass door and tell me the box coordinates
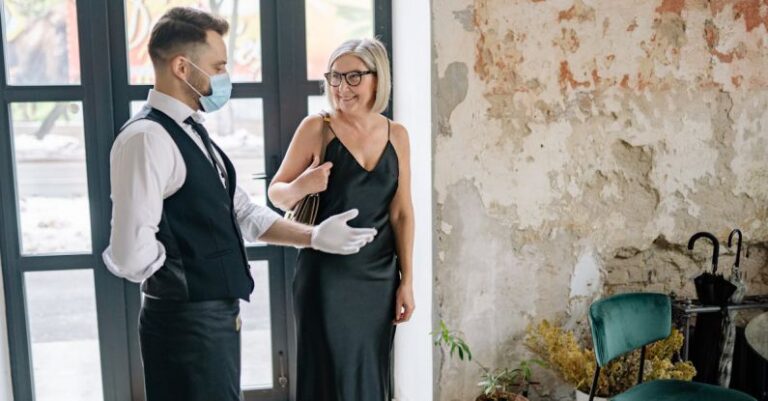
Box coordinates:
[0,1,390,400]
[111,1,289,399]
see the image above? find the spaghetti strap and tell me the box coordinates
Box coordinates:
[321,111,337,138]
[386,118,391,140]
[317,112,335,163]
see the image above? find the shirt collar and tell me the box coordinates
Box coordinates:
[146,89,206,124]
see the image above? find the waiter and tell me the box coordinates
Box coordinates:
[102,7,376,401]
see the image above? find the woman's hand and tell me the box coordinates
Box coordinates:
[296,154,332,195]
[393,282,415,324]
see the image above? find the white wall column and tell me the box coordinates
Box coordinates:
[392,0,433,400]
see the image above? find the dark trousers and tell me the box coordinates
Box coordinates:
[139,297,241,401]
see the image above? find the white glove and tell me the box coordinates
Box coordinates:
[311,209,377,255]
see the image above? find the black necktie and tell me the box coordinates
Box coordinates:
[184,117,228,188]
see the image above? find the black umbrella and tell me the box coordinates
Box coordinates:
[718,229,748,386]
[688,231,737,306]
[687,231,739,384]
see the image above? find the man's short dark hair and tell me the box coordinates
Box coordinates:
[148,7,229,65]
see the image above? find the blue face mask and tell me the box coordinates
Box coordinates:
[182,58,232,113]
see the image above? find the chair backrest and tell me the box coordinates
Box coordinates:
[588,292,671,366]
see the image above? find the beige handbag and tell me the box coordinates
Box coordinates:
[284,112,331,225]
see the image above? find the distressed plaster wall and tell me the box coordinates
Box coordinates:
[432,1,768,399]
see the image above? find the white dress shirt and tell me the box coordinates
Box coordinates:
[102,89,280,283]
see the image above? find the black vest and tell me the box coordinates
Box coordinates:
[119,108,253,301]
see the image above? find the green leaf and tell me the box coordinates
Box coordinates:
[458,340,473,361]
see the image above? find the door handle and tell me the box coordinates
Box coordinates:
[277,350,288,389]
[251,173,273,181]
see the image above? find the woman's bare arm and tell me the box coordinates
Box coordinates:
[268,115,331,211]
[388,122,416,323]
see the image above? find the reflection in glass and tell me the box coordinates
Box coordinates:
[306,0,373,80]
[241,261,273,390]
[11,102,92,255]
[2,0,81,85]
[26,270,103,401]
[124,1,262,84]
[207,98,266,208]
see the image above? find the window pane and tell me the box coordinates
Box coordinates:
[2,0,81,85]
[241,261,273,390]
[125,1,262,84]
[25,270,103,401]
[306,0,373,80]
[11,102,92,255]
[308,95,332,116]
[207,99,266,209]
[129,101,144,117]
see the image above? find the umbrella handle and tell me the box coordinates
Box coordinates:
[728,229,743,268]
[688,231,719,274]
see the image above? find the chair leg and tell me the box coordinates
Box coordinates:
[638,346,646,385]
[589,366,601,401]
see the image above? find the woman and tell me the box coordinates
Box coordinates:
[268,38,415,400]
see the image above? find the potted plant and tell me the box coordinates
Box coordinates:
[476,359,546,400]
[433,321,545,401]
[525,320,696,400]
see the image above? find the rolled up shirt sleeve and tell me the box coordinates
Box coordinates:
[102,129,175,283]
[233,185,281,243]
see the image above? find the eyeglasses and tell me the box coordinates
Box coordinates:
[324,70,376,87]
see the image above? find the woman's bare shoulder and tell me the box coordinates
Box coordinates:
[292,113,331,144]
[299,113,326,132]
[388,119,410,147]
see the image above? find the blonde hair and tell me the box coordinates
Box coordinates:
[325,38,391,114]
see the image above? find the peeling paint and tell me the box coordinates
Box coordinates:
[558,0,596,23]
[433,0,768,399]
[452,5,476,32]
[553,28,581,53]
[436,62,470,138]
[656,0,687,16]
[627,18,639,31]
[711,0,768,32]
[569,246,603,298]
[558,60,591,91]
